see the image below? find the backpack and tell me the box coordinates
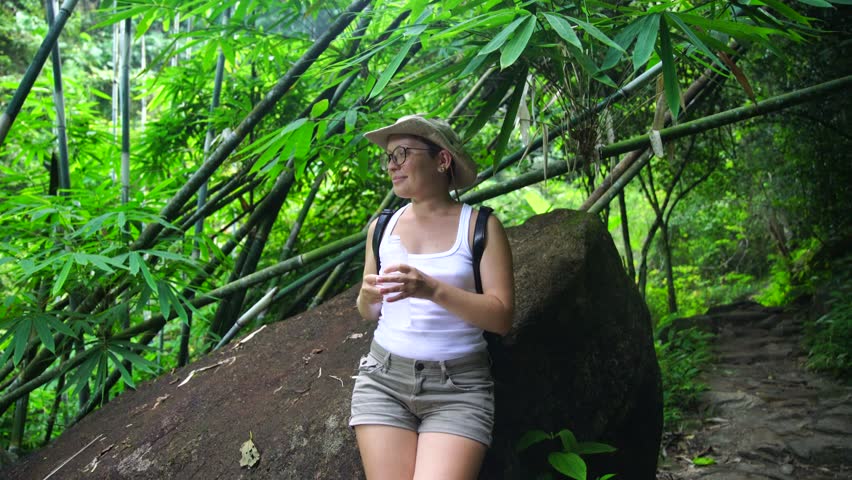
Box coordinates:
[372,206,493,294]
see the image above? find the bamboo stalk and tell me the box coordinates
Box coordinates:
[308,260,352,310]
[602,75,852,160]
[280,171,326,261]
[588,151,652,214]
[467,75,851,207]
[181,7,232,366]
[131,0,371,252]
[46,0,70,191]
[214,287,278,350]
[0,0,81,147]
[120,17,131,206]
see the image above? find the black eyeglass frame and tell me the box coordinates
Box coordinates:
[380,145,436,171]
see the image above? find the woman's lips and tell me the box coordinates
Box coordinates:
[392,176,406,184]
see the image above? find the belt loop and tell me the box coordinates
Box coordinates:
[439,361,448,382]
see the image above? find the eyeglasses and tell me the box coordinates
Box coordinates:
[380,145,433,171]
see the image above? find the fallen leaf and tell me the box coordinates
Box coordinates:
[240,436,260,468]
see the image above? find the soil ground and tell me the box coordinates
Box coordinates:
[656,302,852,479]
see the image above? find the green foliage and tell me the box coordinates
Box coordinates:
[804,254,852,379]
[655,327,713,428]
[517,428,617,480]
[692,456,715,466]
[754,239,821,307]
[645,267,757,324]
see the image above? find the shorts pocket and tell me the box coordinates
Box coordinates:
[446,367,493,392]
[357,353,384,375]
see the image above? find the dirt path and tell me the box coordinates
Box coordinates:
[656,302,852,479]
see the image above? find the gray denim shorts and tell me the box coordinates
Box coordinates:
[349,340,495,446]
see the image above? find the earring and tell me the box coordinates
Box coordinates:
[438,166,446,172]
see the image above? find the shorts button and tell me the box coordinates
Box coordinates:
[415,362,424,371]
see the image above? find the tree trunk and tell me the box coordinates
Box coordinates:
[618,190,636,280]
[660,220,678,314]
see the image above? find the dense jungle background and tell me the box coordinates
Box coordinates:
[0,0,850,474]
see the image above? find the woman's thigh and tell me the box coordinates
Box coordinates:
[355,425,418,480]
[413,432,487,480]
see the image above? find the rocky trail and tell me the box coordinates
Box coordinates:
[656,301,852,479]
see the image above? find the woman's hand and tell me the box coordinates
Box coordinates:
[377,264,437,302]
[359,274,383,305]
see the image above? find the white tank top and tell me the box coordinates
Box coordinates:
[373,203,487,361]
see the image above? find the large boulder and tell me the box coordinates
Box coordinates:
[2,209,661,479]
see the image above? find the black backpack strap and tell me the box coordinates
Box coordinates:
[472,206,492,294]
[372,209,396,273]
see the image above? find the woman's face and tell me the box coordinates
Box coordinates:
[385,135,449,199]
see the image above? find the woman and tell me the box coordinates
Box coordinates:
[350,114,515,479]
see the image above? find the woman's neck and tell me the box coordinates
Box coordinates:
[409,193,458,217]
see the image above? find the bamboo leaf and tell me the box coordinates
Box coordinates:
[310,99,329,118]
[719,52,756,102]
[91,5,149,29]
[46,315,76,338]
[33,316,55,353]
[157,280,172,320]
[369,24,427,100]
[601,18,645,70]
[542,13,581,49]
[64,350,98,396]
[110,343,158,373]
[479,15,527,56]
[665,13,726,70]
[165,286,189,326]
[566,16,625,52]
[52,257,73,296]
[759,0,811,23]
[136,258,159,294]
[129,251,141,275]
[795,0,833,7]
[501,16,536,69]
[108,351,136,388]
[633,14,660,71]
[676,13,776,40]
[13,319,31,365]
[659,16,681,121]
[429,9,516,42]
[493,69,527,170]
[548,452,586,480]
[461,51,491,77]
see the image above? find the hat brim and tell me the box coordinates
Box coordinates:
[364,116,477,189]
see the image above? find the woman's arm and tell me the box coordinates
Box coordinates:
[356,218,383,321]
[378,214,515,335]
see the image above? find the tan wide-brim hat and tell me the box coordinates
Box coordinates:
[364,114,478,189]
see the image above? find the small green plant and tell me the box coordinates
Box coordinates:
[516,428,617,480]
[804,255,852,379]
[655,327,713,428]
